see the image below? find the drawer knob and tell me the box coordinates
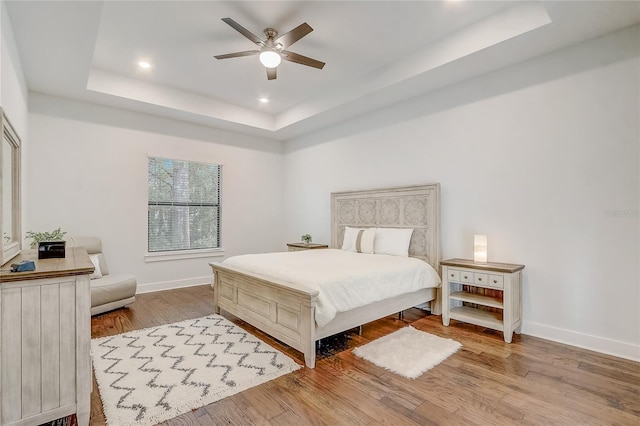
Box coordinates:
[450,273,454,277]
[463,275,468,279]
[493,279,498,284]
[478,277,482,281]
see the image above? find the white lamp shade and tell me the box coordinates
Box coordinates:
[259,50,281,68]
[474,234,488,263]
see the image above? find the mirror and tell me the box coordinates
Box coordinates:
[0,109,21,266]
[3,138,13,241]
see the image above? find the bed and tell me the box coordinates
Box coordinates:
[209,183,441,368]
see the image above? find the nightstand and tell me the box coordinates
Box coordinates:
[441,258,525,343]
[286,243,329,252]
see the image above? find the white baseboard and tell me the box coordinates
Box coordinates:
[522,320,639,362]
[136,276,212,294]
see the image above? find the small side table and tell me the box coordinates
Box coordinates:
[287,243,329,252]
[441,258,525,343]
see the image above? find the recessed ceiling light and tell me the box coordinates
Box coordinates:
[259,97,269,104]
[138,61,151,69]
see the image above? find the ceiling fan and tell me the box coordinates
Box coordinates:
[214,18,325,80]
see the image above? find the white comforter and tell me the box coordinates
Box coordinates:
[222,249,441,328]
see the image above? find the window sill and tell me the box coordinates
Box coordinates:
[144,248,225,263]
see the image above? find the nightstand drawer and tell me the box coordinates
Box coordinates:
[488,274,504,289]
[474,273,489,286]
[459,270,474,284]
[447,270,460,281]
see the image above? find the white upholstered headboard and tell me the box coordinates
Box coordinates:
[331,183,441,271]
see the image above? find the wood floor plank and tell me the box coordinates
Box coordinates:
[278,372,372,425]
[202,397,257,425]
[267,409,310,426]
[331,351,427,410]
[228,382,288,421]
[307,361,424,425]
[457,359,640,425]
[413,397,484,426]
[578,360,640,386]
[525,370,640,419]
[228,394,272,426]
[528,357,640,405]
[87,285,640,426]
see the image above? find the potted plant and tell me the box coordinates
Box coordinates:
[26,228,67,258]
[26,228,67,247]
[301,234,312,245]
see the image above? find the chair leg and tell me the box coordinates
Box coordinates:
[398,311,404,320]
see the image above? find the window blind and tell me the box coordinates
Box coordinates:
[147,157,221,252]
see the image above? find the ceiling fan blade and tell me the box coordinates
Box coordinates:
[267,67,277,80]
[274,22,313,49]
[221,18,264,46]
[282,51,325,69]
[214,50,259,60]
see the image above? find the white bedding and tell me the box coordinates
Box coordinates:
[222,249,441,328]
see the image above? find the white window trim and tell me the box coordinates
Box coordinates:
[144,247,225,263]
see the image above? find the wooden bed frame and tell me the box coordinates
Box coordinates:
[210,183,441,368]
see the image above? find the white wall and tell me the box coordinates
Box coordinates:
[27,93,285,292]
[283,26,640,360]
[1,0,28,137]
[0,0,28,265]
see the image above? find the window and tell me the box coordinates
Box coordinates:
[147,157,221,253]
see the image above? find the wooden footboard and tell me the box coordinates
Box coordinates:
[211,262,440,368]
[211,262,320,367]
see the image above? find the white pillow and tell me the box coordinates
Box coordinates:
[374,228,414,257]
[341,227,375,254]
[341,227,363,251]
[89,254,103,280]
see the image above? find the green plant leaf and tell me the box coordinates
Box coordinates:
[25,227,67,245]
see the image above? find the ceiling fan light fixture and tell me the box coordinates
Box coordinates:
[215,18,325,80]
[259,49,281,68]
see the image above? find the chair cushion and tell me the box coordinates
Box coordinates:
[90,274,137,309]
[91,297,136,316]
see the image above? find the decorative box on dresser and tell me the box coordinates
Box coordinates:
[441,258,525,343]
[286,243,329,252]
[0,248,94,426]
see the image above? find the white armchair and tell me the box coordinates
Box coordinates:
[67,236,137,315]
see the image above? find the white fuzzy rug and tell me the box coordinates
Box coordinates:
[92,315,301,426]
[352,326,461,379]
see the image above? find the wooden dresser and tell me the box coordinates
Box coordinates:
[0,248,93,426]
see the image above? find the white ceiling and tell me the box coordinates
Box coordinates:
[6,1,640,141]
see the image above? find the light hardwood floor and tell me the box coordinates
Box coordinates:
[90,285,640,426]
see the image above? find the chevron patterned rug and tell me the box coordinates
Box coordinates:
[91,315,301,426]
